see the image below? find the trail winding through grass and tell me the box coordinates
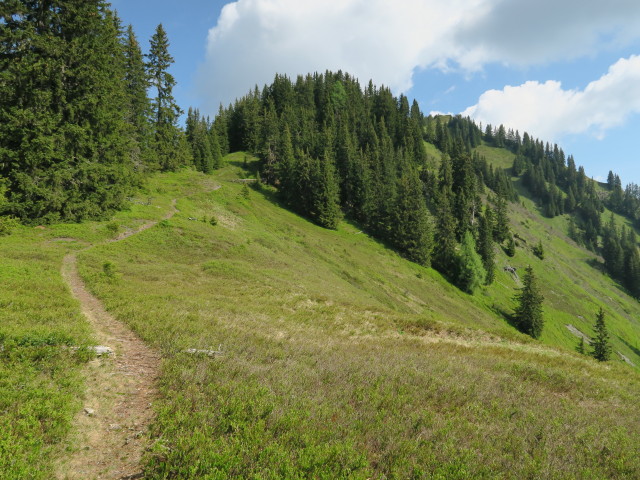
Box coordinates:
[57,200,177,480]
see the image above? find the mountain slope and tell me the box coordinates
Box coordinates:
[68,154,640,478]
[3,152,640,478]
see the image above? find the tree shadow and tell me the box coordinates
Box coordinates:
[228,157,260,177]
[585,258,606,274]
[619,335,640,358]
[491,304,520,331]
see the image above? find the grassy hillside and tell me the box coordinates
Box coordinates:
[74,154,639,478]
[470,142,640,363]
[2,152,640,478]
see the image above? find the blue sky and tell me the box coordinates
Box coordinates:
[112,0,640,184]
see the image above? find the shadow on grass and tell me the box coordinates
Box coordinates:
[585,258,606,274]
[228,157,260,177]
[491,303,521,332]
[619,336,640,359]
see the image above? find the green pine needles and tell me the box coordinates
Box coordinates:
[591,307,612,362]
[513,265,545,339]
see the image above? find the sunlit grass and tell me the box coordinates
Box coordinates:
[72,156,640,478]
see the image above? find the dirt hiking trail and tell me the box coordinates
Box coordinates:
[56,200,176,480]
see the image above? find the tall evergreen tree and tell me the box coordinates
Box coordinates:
[513,265,545,339]
[122,23,152,169]
[0,0,135,222]
[308,148,341,229]
[456,231,487,294]
[493,195,510,243]
[433,154,457,273]
[147,23,190,171]
[590,307,612,362]
[477,207,496,284]
[391,167,433,266]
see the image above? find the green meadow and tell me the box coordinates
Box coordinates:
[2,152,640,478]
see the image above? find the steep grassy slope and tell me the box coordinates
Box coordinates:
[2,150,639,477]
[66,154,640,478]
[470,142,640,364]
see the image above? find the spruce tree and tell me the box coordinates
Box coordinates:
[433,154,457,273]
[0,0,134,222]
[513,265,544,338]
[147,23,190,171]
[477,208,496,284]
[591,307,611,362]
[391,167,433,266]
[456,231,487,294]
[122,24,152,169]
[309,148,341,229]
[493,195,510,243]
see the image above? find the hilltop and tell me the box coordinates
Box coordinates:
[3,154,640,478]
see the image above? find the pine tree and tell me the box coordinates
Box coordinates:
[391,167,433,266]
[147,24,190,171]
[477,207,496,284]
[309,148,341,229]
[122,24,152,169]
[493,195,510,243]
[513,265,544,338]
[590,307,611,362]
[456,231,487,294]
[209,128,223,169]
[433,154,458,273]
[532,240,545,260]
[0,0,135,222]
[576,337,586,355]
[504,235,516,257]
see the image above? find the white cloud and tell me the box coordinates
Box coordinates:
[461,55,640,141]
[197,0,640,115]
[453,0,640,68]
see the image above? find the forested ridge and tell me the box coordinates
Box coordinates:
[219,71,640,307]
[2,1,640,323]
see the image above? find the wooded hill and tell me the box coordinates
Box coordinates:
[219,71,640,317]
[2,5,640,476]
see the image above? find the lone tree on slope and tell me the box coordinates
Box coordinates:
[591,307,612,362]
[513,265,544,339]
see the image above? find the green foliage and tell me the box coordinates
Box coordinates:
[106,221,120,235]
[122,24,153,169]
[532,240,545,260]
[477,208,495,284]
[513,265,544,339]
[591,307,612,362]
[147,24,191,171]
[75,166,640,479]
[102,261,116,278]
[0,0,137,222]
[576,337,586,355]
[456,231,487,294]
[0,215,20,236]
[504,235,516,257]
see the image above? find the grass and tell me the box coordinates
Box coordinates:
[2,150,639,477]
[67,154,640,478]
[0,184,192,477]
[0,228,96,478]
[475,145,640,363]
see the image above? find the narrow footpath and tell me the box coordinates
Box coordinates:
[57,200,177,480]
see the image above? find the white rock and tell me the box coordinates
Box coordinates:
[92,345,114,356]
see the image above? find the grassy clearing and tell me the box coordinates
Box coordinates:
[0,183,189,477]
[72,155,640,478]
[0,229,94,478]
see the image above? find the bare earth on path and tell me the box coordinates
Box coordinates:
[56,200,177,479]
